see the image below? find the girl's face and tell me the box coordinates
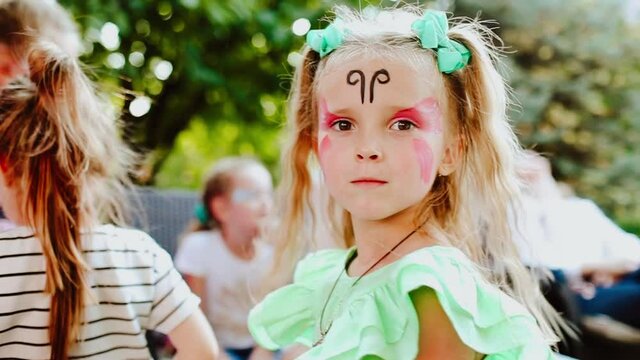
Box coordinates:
[214,165,274,240]
[316,56,453,221]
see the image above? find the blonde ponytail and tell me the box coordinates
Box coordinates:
[0,42,134,359]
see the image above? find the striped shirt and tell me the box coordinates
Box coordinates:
[0,224,200,359]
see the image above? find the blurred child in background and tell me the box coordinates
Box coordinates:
[175,157,276,360]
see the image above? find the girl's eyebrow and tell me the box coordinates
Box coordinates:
[390,106,426,127]
[320,100,349,128]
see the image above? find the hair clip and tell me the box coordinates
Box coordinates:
[194,203,209,225]
[411,10,470,74]
[305,10,470,73]
[306,19,346,58]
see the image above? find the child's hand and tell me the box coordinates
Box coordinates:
[581,260,640,287]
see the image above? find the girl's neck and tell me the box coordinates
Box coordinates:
[349,205,432,276]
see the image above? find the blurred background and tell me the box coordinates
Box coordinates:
[59,0,640,233]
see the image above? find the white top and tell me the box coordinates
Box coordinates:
[174,230,272,349]
[0,224,199,360]
[515,196,640,272]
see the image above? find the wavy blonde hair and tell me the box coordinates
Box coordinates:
[0,43,134,359]
[267,5,565,344]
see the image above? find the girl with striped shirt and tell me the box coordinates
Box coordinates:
[0,42,219,359]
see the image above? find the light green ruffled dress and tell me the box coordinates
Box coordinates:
[248,246,554,359]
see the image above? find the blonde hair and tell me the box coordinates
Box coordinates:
[269,5,565,344]
[0,43,134,359]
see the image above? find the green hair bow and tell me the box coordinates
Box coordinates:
[411,10,470,73]
[306,19,346,58]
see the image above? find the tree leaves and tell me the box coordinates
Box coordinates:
[60,0,640,225]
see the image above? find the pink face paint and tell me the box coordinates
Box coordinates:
[319,99,341,130]
[318,135,331,165]
[413,139,434,184]
[392,97,443,134]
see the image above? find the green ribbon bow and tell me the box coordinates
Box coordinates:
[411,10,470,74]
[306,19,346,58]
[194,203,209,225]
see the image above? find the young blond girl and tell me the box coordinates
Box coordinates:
[249,6,564,359]
[174,157,276,360]
[0,43,218,358]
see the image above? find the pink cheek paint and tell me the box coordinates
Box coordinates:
[393,97,443,134]
[416,97,443,134]
[412,139,434,184]
[318,135,332,164]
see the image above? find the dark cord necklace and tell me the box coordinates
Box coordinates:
[313,223,423,347]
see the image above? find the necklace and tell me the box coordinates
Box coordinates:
[312,223,423,347]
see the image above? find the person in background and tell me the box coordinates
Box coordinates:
[0,42,219,359]
[516,151,640,329]
[174,157,276,360]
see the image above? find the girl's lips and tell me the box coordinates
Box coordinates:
[351,178,388,186]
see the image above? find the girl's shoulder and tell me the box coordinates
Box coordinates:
[182,229,221,242]
[179,229,222,250]
[382,245,544,336]
[387,245,481,289]
[293,247,351,283]
[325,245,552,358]
[373,245,552,359]
[85,224,158,249]
[82,224,176,266]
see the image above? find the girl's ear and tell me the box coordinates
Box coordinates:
[210,195,229,225]
[438,135,463,176]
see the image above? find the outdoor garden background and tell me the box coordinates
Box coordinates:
[59,0,640,233]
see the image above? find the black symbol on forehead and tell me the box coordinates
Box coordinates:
[346,69,391,104]
[347,70,365,104]
[370,69,390,103]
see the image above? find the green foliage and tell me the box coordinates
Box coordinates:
[60,0,333,185]
[456,0,640,220]
[60,0,639,221]
[619,220,640,237]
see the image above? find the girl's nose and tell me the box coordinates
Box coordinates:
[356,148,382,161]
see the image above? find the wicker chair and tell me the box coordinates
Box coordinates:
[129,186,199,257]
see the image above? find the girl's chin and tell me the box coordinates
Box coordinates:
[346,208,401,223]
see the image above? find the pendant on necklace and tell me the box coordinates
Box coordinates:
[312,335,324,347]
[313,323,332,347]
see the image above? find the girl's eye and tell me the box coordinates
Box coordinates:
[331,120,353,131]
[390,120,415,131]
